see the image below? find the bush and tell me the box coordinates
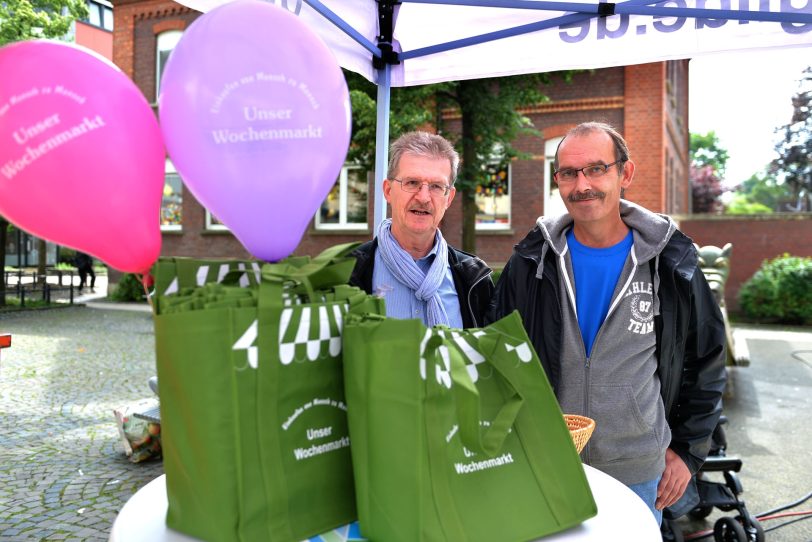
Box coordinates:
[739,254,812,325]
[111,273,146,302]
[725,195,773,215]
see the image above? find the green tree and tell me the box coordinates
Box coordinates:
[0,0,88,306]
[690,131,729,178]
[773,66,812,212]
[689,132,729,213]
[690,164,725,213]
[344,70,438,170]
[347,71,564,254]
[727,171,795,213]
[0,0,88,43]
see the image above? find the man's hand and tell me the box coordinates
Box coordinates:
[656,448,691,510]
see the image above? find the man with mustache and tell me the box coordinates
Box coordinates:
[350,131,493,328]
[490,122,726,525]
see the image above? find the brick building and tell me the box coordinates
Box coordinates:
[111,0,690,267]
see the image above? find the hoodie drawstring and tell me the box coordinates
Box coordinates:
[653,254,661,316]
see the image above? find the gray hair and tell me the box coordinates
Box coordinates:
[387,131,460,185]
[553,122,630,172]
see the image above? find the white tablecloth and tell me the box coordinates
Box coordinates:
[109,465,661,541]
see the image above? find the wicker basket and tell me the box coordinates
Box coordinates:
[564,414,595,454]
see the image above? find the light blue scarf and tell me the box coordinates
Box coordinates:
[376,219,450,327]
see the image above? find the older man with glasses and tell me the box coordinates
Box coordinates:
[489,121,727,526]
[350,131,493,329]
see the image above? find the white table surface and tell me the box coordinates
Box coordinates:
[109,465,661,541]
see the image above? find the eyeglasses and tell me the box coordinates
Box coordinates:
[390,178,451,197]
[553,160,625,182]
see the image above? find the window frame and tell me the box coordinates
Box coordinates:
[314,164,369,231]
[160,158,183,232]
[82,0,113,31]
[475,159,512,231]
[205,210,229,232]
[544,137,568,217]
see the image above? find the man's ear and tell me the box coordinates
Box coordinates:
[383,178,393,203]
[620,160,635,190]
[445,186,457,208]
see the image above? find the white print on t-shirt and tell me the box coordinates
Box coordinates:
[624,281,654,335]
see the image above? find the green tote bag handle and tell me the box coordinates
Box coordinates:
[261,242,361,303]
[423,334,524,457]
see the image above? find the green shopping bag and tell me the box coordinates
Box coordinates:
[155,244,384,542]
[151,256,261,298]
[342,311,597,542]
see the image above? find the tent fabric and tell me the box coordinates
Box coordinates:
[173,0,812,87]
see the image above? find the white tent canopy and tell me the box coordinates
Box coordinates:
[173,0,812,225]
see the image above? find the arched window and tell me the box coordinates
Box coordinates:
[156,30,182,102]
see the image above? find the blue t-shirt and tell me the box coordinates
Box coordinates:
[567,229,633,358]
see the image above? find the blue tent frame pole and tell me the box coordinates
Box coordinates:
[373,63,392,231]
[304,0,382,56]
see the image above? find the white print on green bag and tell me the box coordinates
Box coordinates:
[280,398,350,461]
[454,453,515,474]
[278,304,347,364]
[281,398,347,431]
[306,426,332,440]
[232,319,259,369]
[446,422,516,474]
[163,261,261,296]
[292,436,350,460]
[419,329,533,388]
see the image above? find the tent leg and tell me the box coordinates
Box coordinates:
[373,63,391,235]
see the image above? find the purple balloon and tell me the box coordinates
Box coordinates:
[158,0,351,262]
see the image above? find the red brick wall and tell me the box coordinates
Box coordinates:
[679,214,812,311]
[75,21,113,59]
[624,63,666,212]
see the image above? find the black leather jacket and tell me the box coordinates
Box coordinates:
[349,239,494,329]
[490,226,727,474]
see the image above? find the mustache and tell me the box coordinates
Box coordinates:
[568,190,606,202]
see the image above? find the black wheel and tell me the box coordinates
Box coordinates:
[736,514,765,542]
[689,505,714,520]
[714,516,748,542]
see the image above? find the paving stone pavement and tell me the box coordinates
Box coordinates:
[0,305,162,541]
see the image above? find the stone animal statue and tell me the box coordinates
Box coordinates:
[694,243,739,367]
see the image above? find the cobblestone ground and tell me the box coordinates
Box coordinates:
[0,306,162,541]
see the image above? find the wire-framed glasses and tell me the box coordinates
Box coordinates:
[554,159,625,182]
[390,178,451,196]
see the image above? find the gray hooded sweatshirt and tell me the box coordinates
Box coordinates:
[536,200,677,485]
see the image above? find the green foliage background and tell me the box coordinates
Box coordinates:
[739,254,812,324]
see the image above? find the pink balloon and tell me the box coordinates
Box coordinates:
[159,0,351,262]
[0,40,164,274]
